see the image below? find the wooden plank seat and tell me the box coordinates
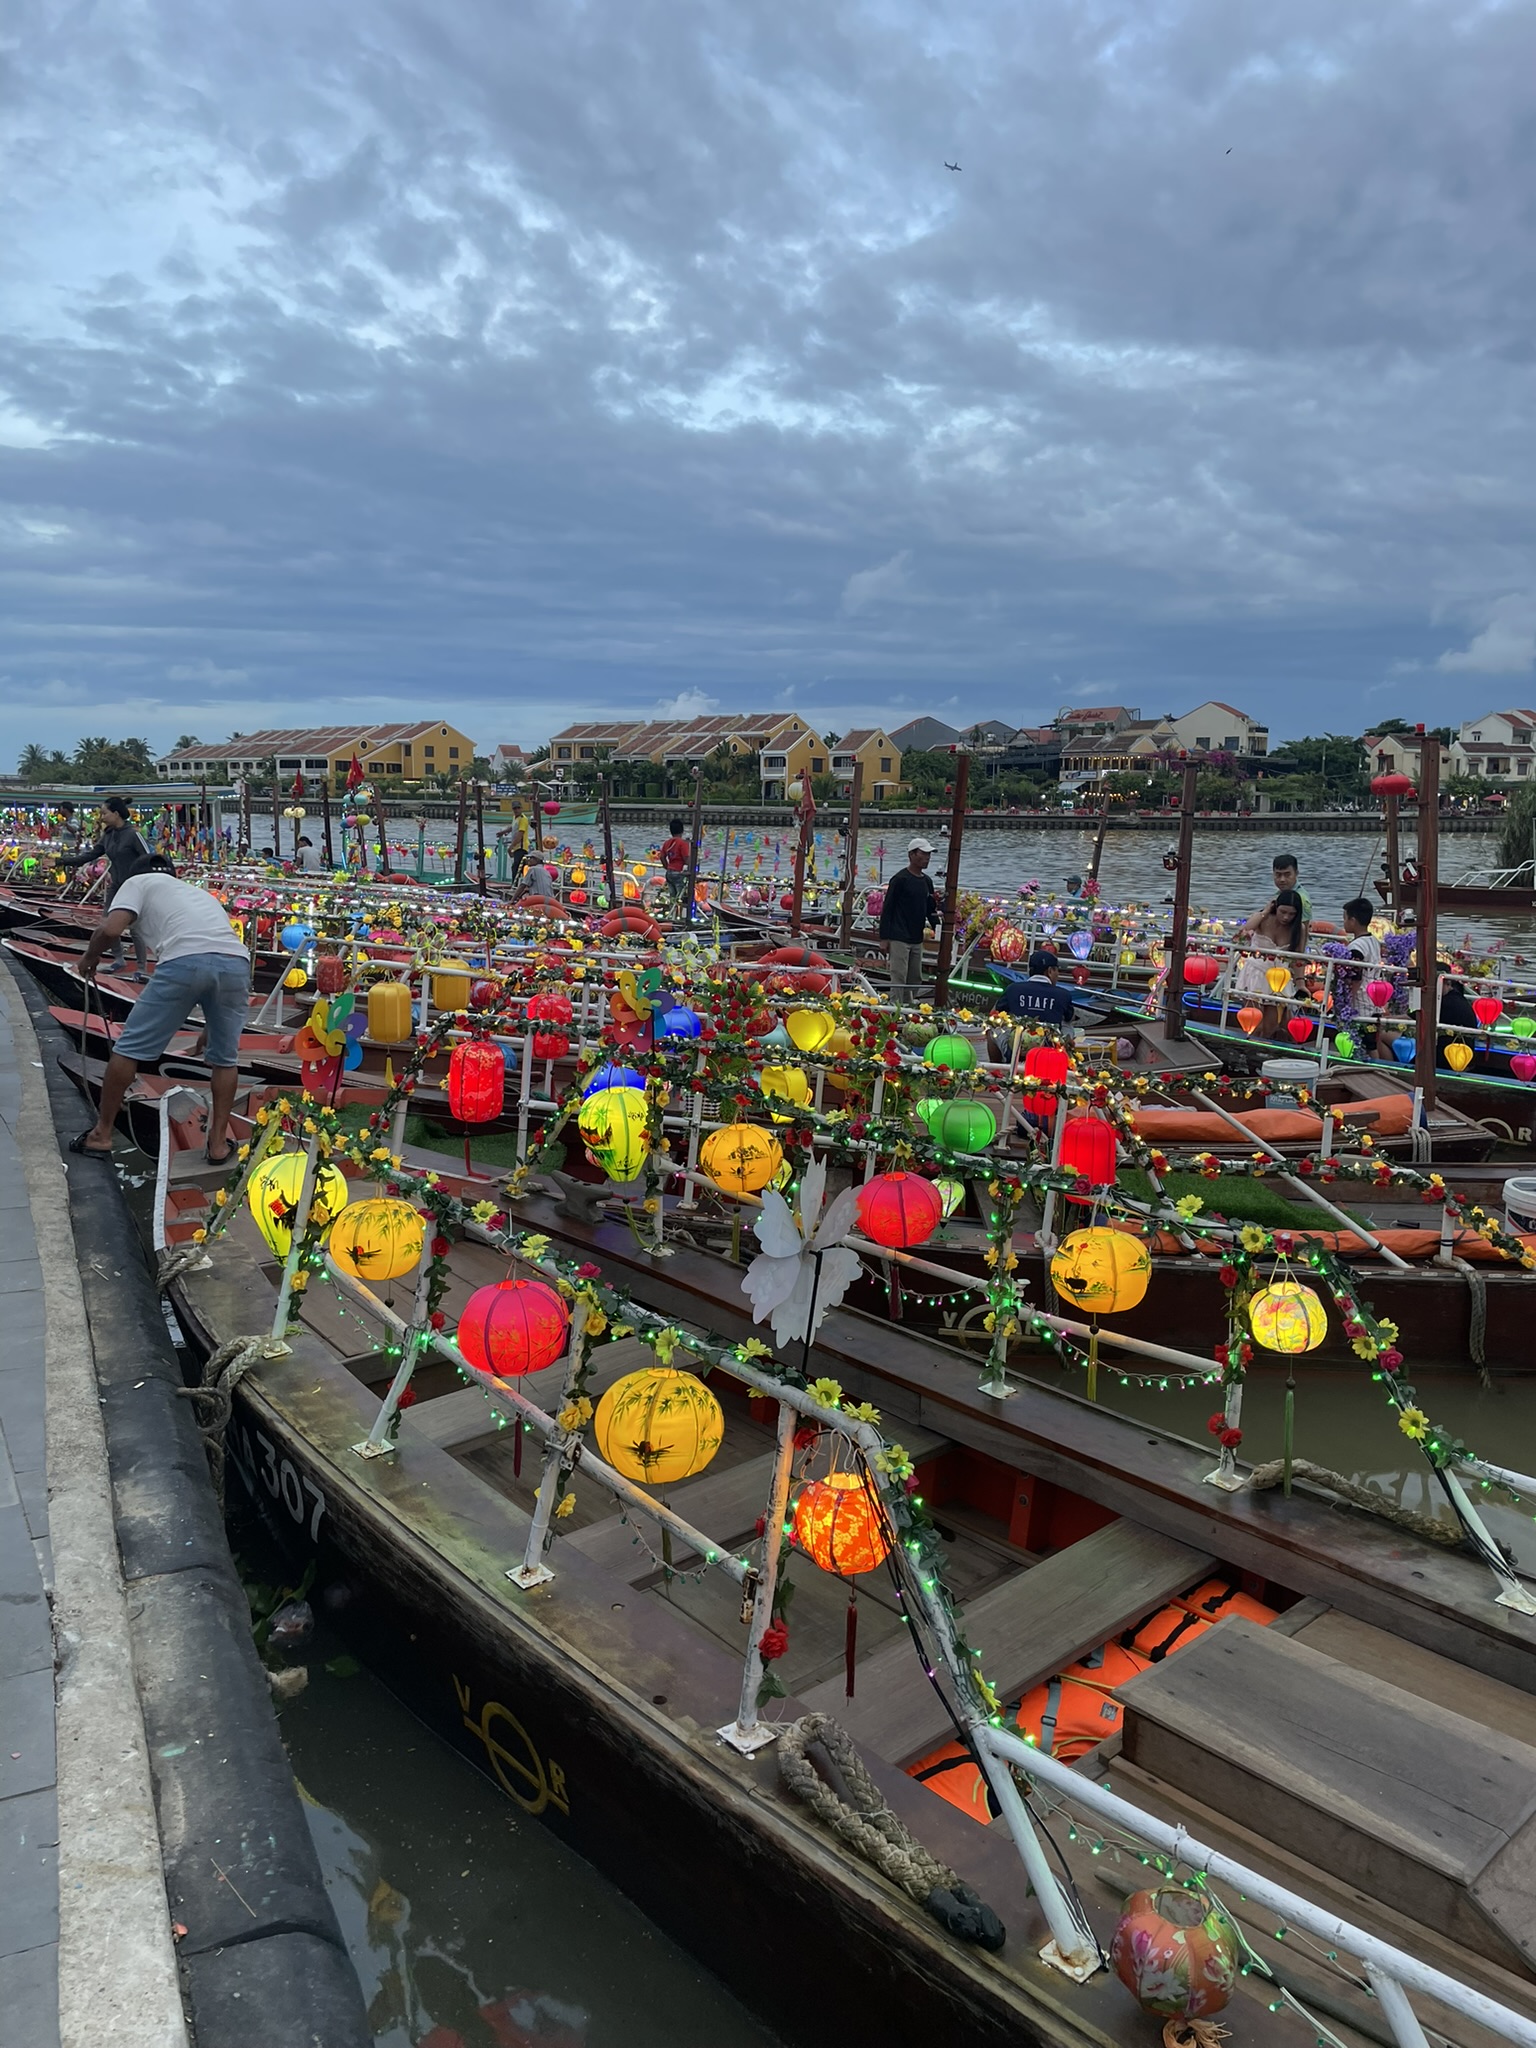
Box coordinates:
[800,1516,1213,1766]
[1118,1617,1536,1979]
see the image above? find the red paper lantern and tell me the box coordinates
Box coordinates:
[1023,1044,1071,1121]
[1370,772,1415,799]
[1473,995,1503,1028]
[541,800,562,815]
[779,892,795,911]
[316,953,348,995]
[1286,1014,1314,1043]
[793,1472,891,1576]
[856,1172,944,1249]
[528,991,575,1026]
[1512,1054,1536,1083]
[569,888,588,906]
[447,1039,506,1123]
[470,978,501,1009]
[1182,955,1221,986]
[1059,1114,1116,1202]
[457,1278,569,1377]
[532,1030,569,1061]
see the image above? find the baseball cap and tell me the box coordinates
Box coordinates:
[908,836,935,853]
[1027,949,1058,975]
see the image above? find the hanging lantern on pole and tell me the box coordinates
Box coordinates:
[248,1152,350,1258]
[1058,1115,1116,1203]
[447,1040,506,1122]
[592,1367,722,1483]
[327,1199,425,1282]
[856,1172,943,1249]
[1022,1044,1070,1120]
[1248,1280,1327,1354]
[456,1278,570,1377]
[700,1124,783,1194]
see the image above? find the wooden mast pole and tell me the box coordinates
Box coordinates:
[320,778,334,870]
[684,764,705,925]
[1412,733,1442,1122]
[789,779,814,935]
[453,777,468,886]
[838,760,864,948]
[1163,758,1199,1041]
[271,774,281,861]
[932,750,971,1004]
[475,782,487,895]
[598,773,617,910]
[1088,784,1111,885]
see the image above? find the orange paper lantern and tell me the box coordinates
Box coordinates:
[793,1471,891,1577]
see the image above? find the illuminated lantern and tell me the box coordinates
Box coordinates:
[577,1085,650,1180]
[447,1040,506,1123]
[1111,1888,1238,2021]
[569,889,587,906]
[327,1200,425,1282]
[1058,1115,1116,1202]
[924,1033,977,1072]
[1023,1044,1071,1121]
[1182,956,1220,986]
[1513,1053,1536,1083]
[700,1124,783,1194]
[316,954,348,996]
[786,1009,836,1053]
[1236,1006,1263,1036]
[934,1177,965,1220]
[368,981,414,1043]
[248,1152,350,1258]
[1050,1228,1151,1315]
[930,1099,997,1154]
[1473,995,1503,1029]
[582,1062,644,1097]
[1286,1015,1314,1044]
[1334,1031,1356,1059]
[857,1172,943,1249]
[593,1367,722,1484]
[793,1471,891,1576]
[990,926,1027,964]
[571,866,587,884]
[284,966,307,990]
[528,991,575,1027]
[1391,1035,1416,1063]
[1370,773,1415,799]
[759,1065,811,1121]
[659,1005,701,1038]
[1444,1039,1473,1071]
[632,862,648,879]
[458,1277,570,1376]
[431,960,472,1010]
[532,1031,570,1061]
[1249,1280,1327,1354]
[1514,1016,1536,1039]
[1364,978,1393,1009]
[1265,965,1290,996]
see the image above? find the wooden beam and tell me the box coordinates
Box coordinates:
[1162,759,1199,1041]
[932,749,971,1002]
[1413,734,1442,1119]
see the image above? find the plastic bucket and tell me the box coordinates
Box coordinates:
[1502,1175,1536,1234]
[1260,1056,1321,1109]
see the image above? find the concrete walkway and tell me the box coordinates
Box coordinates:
[0,959,188,2047]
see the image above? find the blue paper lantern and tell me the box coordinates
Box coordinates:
[280,922,313,951]
[1391,1035,1416,1064]
[1068,931,1094,961]
[659,1006,701,1038]
[583,1062,646,1097]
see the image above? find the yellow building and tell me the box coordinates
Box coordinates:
[157,721,480,788]
[758,726,827,800]
[830,728,904,801]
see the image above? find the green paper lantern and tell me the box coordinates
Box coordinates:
[1514,1016,1536,1040]
[913,1097,943,1133]
[1333,1031,1356,1059]
[934,1177,966,1219]
[930,1099,997,1153]
[924,1033,977,1072]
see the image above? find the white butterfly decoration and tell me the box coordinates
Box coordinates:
[740,1157,863,1350]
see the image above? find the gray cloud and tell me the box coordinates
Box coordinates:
[4,0,1536,761]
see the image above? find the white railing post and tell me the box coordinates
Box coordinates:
[719,1399,798,1755]
[1363,1965,1431,2048]
[352,1246,434,1458]
[269,1134,320,1345]
[509,1297,590,1588]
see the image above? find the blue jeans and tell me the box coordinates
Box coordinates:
[115,954,251,1067]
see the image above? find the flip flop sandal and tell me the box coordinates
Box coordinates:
[68,1132,113,1159]
[204,1145,235,1168]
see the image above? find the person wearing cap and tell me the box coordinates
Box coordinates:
[878,838,940,1001]
[1002,949,1077,1028]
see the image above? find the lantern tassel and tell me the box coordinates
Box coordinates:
[513,1415,523,1478]
[463,1128,475,1181]
[845,1590,858,1700]
[384,1056,395,1089]
[1282,1370,1296,1497]
[1086,1324,1099,1404]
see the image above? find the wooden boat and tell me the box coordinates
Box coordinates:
[1379,873,1536,914]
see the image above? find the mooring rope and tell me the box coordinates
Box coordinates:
[777,1714,1005,1949]
[1238,1458,1462,1544]
[156,1241,213,1290]
[174,1333,274,1509]
[1449,1254,1489,1382]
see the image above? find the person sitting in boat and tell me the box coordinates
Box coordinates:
[511,859,560,912]
[61,795,151,981]
[68,854,250,1168]
[1339,895,1385,1050]
[1001,949,1077,1028]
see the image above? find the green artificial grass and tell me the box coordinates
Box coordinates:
[1116,1168,1364,1232]
[408,1114,527,1168]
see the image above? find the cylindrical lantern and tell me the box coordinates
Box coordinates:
[1058,1115,1117,1202]
[431,960,472,1010]
[316,953,348,996]
[457,1278,570,1377]
[327,1199,425,1282]
[577,1085,650,1180]
[793,1471,891,1576]
[447,1040,506,1123]
[924,1033,977,1072]
[1111,1888,1239,2019]
[700,1124,783,1194]
[248,1152,350,1258]
[1249,1280,1327,1354]
[930,1099,997,1154]
[1050,1227,1151,1315]
[857,1172,943,1249]
[1023,1044,1071,1121]
[367,981,415,1044]
[592,1367,723,1484]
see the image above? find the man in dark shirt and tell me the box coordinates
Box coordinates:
[878,838,939,1000]
[63,796,150,978]
[1003,950,1078,1027]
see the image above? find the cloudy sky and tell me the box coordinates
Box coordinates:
[4,0,1536,764]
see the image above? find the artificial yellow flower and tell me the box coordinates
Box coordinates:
[652,1327,680,1365]
[554,1493,576,1520]
[736,1338,773,1361]
[192,1227,207,1244]
[1174,1194,1204,1221]
[1239,1225,1267,1253]
[1398,1406,1429,1441]
[584,1307,608,1337]
[214,1189,228,1208]
[808,1376,844,1409]
[842,1399,881,1425]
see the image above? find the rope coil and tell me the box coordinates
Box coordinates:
[777,1714,1005,1949]
[175,1333,279,1508]
[1238,1458,1461,1544]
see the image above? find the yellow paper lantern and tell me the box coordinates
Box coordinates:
[284,966,307,989]
[431,960,472,1010]
[1265,966,1290,996]
[1249,1280,1327,1354]
[248,1152,350,1258]
[367,981,415,1044]
[1444,1039,1473,1072]
[826,1026,855,1060]
[592,1367,723,1484]
[327,1199,425,1282]
[700,1123,783,1195]
[759,1064,811,1122]
[621,877,641,901]
[786,1008,835,1054]
[577,1085,650,1181]
[1050,1227,1151,1316]
[571,866,587,885]
[632,862,648,879]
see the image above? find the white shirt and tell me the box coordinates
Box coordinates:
[1348,932,1382,969]
[110,874,248,966]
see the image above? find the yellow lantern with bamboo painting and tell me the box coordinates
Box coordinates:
[1249,1280,1327,1355]
[248,1151,350,1257]
[1050,1228,1151,1317]
[592,1366,723,1484]
[700,1124,783,1195]
[326,1199,425,1283]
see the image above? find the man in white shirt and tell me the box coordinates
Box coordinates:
[69,856,250,1166]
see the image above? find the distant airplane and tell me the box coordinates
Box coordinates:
[944,161,961,172]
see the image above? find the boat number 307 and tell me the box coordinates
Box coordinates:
[230,1422,328,1541]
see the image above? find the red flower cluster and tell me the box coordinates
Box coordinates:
[793,1424,821,1451]
[1380,1348,1404,1372]
[759,1620,790,1662]
[430,1236,450,1259]
[397,1386,418,1410]
[1207,1412,1226,1436]
[1220,1427,1243,1449]
[429,1311,446,1331]
[1218,1265,1238,1288]
[577,1261,601,1279]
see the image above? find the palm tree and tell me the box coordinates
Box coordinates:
[17,744,48,780]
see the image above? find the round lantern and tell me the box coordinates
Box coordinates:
[592,1367,723,1484]
[1286,1015,1314,1044]
[1236,1005,1263,1035]
[924,1034,977,1072]
[1364,978,1393,1009]
[1111,1887,1238,2020]
[785,1008,836,1054]
[759,1065,811,1121]
[367,981,415,1044]
[1058,1115,1117,1201]
[532,1030,570,1061]
[1182,956,1220,986]
[528,990,575,1027]
[1249,1280,1327,1354]
[934,1177,966,1220]
[327,1199,425,1282]
[659,1005,701,1038]
[577,1085,650,1181]
[457,1277,570,1377]
[569,888,588,906]
[447,1040,506,1123]
[856,1172,943,1249]
[582,1062,644,1097]
[700,1124,783,1195]
[1050,1228,1150,1316]
[284,966,307,990]
[1445,1039,1474,1071]
[930,1099,997,1154]
[248,1152,351,1258]
[279,922,313,952]
[793,1471,891,1577]
[570,866,586,885]
[990,926,1027,964]
[1370,773,1415,799]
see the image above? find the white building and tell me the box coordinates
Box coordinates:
[1159,701,1268,758]
[1448,709,1536,783]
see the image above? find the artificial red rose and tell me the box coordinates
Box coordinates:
[397,1386,418,1410]
[1207,1412,1226,1436]
[754,1515,767,1537]
[429,1311,446,1330]
[1220,1427,1243,1449]
[1218,1265,1237,1288]
[758,1620,790,1662]
[793,1425,820,1451]
[1380,1348,1404,1372]
[430,1236,450,1258]
[577,1262,601,1279]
